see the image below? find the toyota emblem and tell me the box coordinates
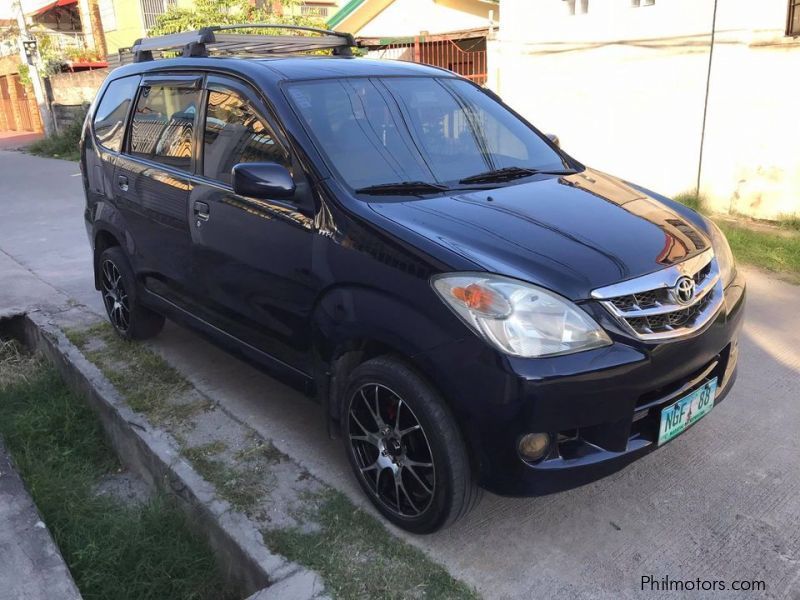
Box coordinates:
[673,276,696,305]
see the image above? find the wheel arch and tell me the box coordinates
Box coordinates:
[310,284,467,438]
[93,228,123,290]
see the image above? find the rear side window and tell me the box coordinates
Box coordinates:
[203,86,288,185]
[129,84,201,171]
[93,75,139,152]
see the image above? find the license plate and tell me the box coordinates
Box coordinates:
[658,378,718,446]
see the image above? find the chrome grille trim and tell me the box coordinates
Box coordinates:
[591,249,725,341]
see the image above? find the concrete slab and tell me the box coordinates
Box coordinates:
[0,151,101,314]
[0,438,82,600]
[2,150,800,598]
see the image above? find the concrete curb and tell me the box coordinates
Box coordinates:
[5,311,326,600]
[0,438,83,600]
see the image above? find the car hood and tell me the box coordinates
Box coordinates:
[368,169,710,300]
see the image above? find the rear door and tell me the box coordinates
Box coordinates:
[188,74,317,374]
[113,74,204,309]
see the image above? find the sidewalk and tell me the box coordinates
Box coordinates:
[0,131,43,151]
[0,438,82,600]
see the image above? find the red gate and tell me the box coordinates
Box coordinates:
[365,35,487,85]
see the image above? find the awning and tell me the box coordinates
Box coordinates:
[32,0,78,16]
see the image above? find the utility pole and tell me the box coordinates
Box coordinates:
[14,0,54,136]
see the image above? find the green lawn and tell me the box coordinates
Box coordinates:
[0,341,236,600]
[673,193,800,282]
[717,221,800,282]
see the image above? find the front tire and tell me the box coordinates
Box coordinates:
[98,246,164,340]
[341,357,478,533]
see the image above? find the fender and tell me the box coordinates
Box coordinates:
[311,283,466,427]
[91,203,136,289]
[312,283,459,362]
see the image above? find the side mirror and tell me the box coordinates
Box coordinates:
[232,162,296,199]
[546,133,560,148]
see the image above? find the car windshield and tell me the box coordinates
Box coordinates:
[285,76,571,192]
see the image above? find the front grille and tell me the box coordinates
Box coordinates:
[625,289,715,334]
[591,249,725,341]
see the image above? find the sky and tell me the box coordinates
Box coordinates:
[0,0,59,20]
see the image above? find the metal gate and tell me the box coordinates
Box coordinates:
[0,76,14,132]
[369,36,487,85]
[13,75,34,131]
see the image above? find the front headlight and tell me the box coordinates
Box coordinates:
[432,273,612,358]
[706,220,736,286]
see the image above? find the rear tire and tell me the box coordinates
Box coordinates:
[98,246,164,341]
[341,356,479,533]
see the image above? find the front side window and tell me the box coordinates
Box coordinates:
[93,75,140,152]
[129,84,200,171]
[286,77,568,191]
[203,86,288,185]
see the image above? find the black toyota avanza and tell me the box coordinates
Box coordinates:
[80,25,745,533]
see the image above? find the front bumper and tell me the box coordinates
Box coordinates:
[415,270,746,496]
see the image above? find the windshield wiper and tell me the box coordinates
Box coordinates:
[354,181,450,196]
[459,166,577,185]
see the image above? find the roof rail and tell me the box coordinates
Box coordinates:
[127,24,357,63]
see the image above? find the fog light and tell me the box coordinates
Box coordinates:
[518,433,550,462]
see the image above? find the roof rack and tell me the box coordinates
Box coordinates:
[126,24,357,63]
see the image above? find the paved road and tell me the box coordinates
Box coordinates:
[1,150,799,599]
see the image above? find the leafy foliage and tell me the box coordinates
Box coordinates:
[149,0,326,36]
[28,111,86,161]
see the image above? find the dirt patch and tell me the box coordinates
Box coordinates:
[93,470,152,507]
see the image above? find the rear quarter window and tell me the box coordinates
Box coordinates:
[93,75,140,152]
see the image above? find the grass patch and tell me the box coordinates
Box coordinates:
[65,322,202,423]
[672,193,800,281]
[0,338,41,387]
[776,215,800,233]
[716,221,800,282]
[265,489,479,600]
[27,118,83,162]
[0,344,236,600]
[183,441,272,513]
[673,190,705,213]
[64,322,478,597]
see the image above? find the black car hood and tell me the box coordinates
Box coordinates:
[368,169,710,300]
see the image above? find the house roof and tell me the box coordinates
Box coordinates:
[31,0,77,16]
[328,0,366,29]
[328,0,498,32]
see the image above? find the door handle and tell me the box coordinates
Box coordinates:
[194,201,210,222]
[117,175,129,192]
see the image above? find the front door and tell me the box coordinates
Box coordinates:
[188,75,317,374]
[113,74,203,309]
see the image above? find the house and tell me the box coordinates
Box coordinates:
[99,0,347,55]
[488,0,800,220]
[328,0,498,84]
[0,0,107,133]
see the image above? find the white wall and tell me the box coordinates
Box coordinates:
[357,0,492,37]
[490,0,800,219]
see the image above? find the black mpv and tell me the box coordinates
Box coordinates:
[80,25,745,533]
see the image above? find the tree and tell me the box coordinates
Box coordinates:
[149,0,326,36]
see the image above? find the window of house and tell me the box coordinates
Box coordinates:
[202,87,289,185]
[565,0,589,16]
[139,0,176,30]
[788,0,800,36]
[129,84,201,171]
[93,76,140,152]
[98,0,117,31]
